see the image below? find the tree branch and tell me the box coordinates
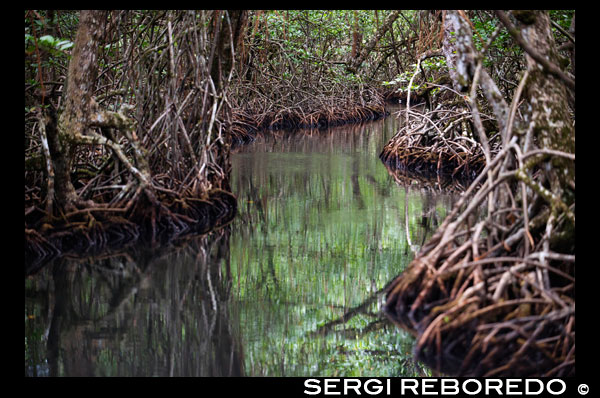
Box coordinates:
[494,10,575,91]
[346,10,400,74]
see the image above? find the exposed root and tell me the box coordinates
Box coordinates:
[380,106,494,183]
[24,189,237,271]
[229,83,388,147]
[383,145,575,376]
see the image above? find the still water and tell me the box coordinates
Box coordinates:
[25,109,459,376]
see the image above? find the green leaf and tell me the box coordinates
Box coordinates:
[39,35,56,46]
[56,40,74,50]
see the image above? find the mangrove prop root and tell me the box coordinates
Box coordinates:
[383,141,575,377]
[24,189,237,271]
[379,106,492,183]
[229,84,388,148]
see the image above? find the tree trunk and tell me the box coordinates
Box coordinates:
[516,10,575,181]
[206,10,248,192]
[50,10,151,213]
[346,10,399,74]
[210,10,249,92]
[51,10,107,211]
[442,10,508,136]
[351,11,361,59]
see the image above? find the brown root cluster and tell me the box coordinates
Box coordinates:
[380,106,493,183]
[383,143,575,377]
[229,82,388,146]
[25,189,237,274]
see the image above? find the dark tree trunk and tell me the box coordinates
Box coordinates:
[207,10,249,192]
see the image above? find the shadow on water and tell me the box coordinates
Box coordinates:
[25,107,463,376]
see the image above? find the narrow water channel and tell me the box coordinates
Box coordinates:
[25,107,459,376]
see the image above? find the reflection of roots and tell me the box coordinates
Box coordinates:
[383,164,471,194]
[380,144,486,183]
[383,146,575,377]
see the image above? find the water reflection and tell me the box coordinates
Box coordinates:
[229,113,458,376]
[25,229,243,376]
[25,109,460,376]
